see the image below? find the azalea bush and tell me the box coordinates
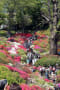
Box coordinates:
[22,66,32,74]
[29,71,53,89]
[35,30,50,36]
[21,84,44,90]
[18,49,27,62]
[0,66,26,85]
[32,36,49,54]
[6,65,29,80]
[0,52,12,64]
[56,70,60,83]
[56,75,60,83]
[0,30,7,36]
[35,55,60,67]
[57,70,60,75]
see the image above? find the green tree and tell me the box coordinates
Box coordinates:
[5,0,16,36]
[41,0,59,55]
[0,13,6,25]
[15,0,39,32]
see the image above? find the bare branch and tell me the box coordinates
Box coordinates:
[42,15,49,22]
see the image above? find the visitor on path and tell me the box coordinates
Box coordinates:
[49,66,53,75]
[51,71,56,84]
[26,57,30,65]
[23,40,28,48]
[32,55,36,65]
[52,66,56,73]
[28,39,32,46]
[32,52,38,65]
[45,69,49,79]
[23,39,32,50]
[8,37,14,42]
[42,67,45,76]
[0,79,8,90]
[40,67,45,76]
[27,48,35,65]
[27,50,33,65]
[9,83,22,90]
[35,52,40,59]
[32,34,38,41]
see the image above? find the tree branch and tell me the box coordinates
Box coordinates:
[42,14,49,22]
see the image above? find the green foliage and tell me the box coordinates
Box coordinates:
[0,0,60,31]
[56,75,60,83]
[0,13,6,25]
[35,55,60,67]
[0,66,25,85]
[0,30,7,36]
[30,75,53,87]
[56,70,60,75]
[0,52,13,64]
[18,49,27,62]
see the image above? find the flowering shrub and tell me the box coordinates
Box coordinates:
[22,66,32,74]
[6,65,30,80]
[0,51,13,64]
[34,45,41,49]
[56,75,60,83]
[57,70,60,75]
[31,85,43,90]
[35,30,50,36]
[21,84,31,90]
[14,33,32,38]
[17,49,27,62]
[14,56,21,62]
[0,66,25,85]
[32,37,49,54]
[18,45,27,51]
[21,84,44,90]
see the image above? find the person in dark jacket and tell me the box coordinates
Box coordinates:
[0,79,8,90]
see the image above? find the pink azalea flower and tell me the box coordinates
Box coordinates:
[57,83,60,88]
[31,85,42,90]
[14,56,21,62]
[6,65,29,79]
[0,50,7,55]
[33,66,37,70]
[34,45,41,49]
[44,79,50,82]
[6,47,11,50]
[21,84,31,90]
[37,66,42,71]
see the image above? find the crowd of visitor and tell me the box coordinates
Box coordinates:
[32,65,60,90]
[24,34,40,65]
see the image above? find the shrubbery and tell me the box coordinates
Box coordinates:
[56,70,60,83]
[0,30,7,36]
[0,66,25,85]
[0,52,12,64]
[35,55,60,67]
[18,49,27,62]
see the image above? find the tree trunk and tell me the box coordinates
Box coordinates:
[50,36,57,54]
[49,0,58,54]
